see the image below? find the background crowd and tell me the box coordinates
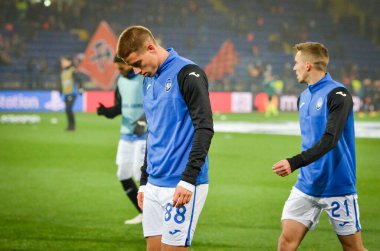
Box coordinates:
[0,0,379,113]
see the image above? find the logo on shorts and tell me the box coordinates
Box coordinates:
[339,221,349,227]
[169,229,181,235]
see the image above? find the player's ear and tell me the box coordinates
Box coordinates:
[147,44,156,53]
[306,62,312,71]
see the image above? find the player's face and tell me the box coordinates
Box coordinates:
[293,51,309,84]
[125,45,158,77]
[115,62,132,76]
[60,58,71,69]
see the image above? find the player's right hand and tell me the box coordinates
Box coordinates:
[97,102,107,116]
[172,185,193,208]
[137,192,144,210]
[272,159,292,177]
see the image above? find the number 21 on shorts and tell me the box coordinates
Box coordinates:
[331,199,350,218]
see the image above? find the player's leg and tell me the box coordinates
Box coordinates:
[120,176,142,224]
[278,220,308,251]
[116,139,142,223]
[161,184,208,249]
[337,232,367,251]
[132,140,146,183]
[265,95,272,117]
[65,94,76,130]
[143,183,165,251]
[147,236,161,251]
[322,194,367,251]
[161,243,188,251]
[279,187,322,251]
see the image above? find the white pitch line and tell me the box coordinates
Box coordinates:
[214,121,380,139]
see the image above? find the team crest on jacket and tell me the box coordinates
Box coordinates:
[165,78,172,92]
[316,97,323,110]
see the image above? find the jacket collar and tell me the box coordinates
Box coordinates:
[308,73,332,93]
[155,48,177,77]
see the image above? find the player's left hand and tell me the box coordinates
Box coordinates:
[172,185,193,208]
[272,159,292,177]
[133,120,147,136]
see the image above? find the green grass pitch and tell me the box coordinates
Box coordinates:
[0,112,379,250]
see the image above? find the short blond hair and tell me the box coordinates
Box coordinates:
[294,42,329,72]
[117,25,156,59]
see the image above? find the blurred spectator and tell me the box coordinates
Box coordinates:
[256,15,264,29]
[0,0,378,101]
[15,0,28,21]
[38,57,50,88]
[263,74,279,117]
[10,34,25,58]
[0,33,11,64]
[246,32,255,43]
[373,79,380,113]
[26,57,39,89]
[282,62,297,94]
[268,33,282,52]
[59,56,83,131]
[0,50,11,65]
[351,79,363,98]
[248,64,264,92]
[251,44,260,57]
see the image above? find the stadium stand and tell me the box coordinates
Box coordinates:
[0,0,379,107]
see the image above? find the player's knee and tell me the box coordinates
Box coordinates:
[338,232,366,251]
[278,234,299,251]
[133,172,141,183]
[117,164,133,180]
[132,166,141,182]
[117,172,132,180]
[341,243,367,251]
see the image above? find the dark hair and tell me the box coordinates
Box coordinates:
[113,55,126,63]
[60,55,72,61]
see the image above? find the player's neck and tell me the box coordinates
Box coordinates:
[158,47,170,66]
[308,71,326,85]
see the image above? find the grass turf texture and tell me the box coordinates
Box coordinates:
[0,112,379,250]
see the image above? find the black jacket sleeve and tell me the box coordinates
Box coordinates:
[287,87,353,171]
[177,64,214,185]
[140,141,148,186]
[101,86,122,118]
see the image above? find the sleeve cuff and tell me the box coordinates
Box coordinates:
[287,155,303,172]
[138,185,146,193]
[178,180,195,193]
